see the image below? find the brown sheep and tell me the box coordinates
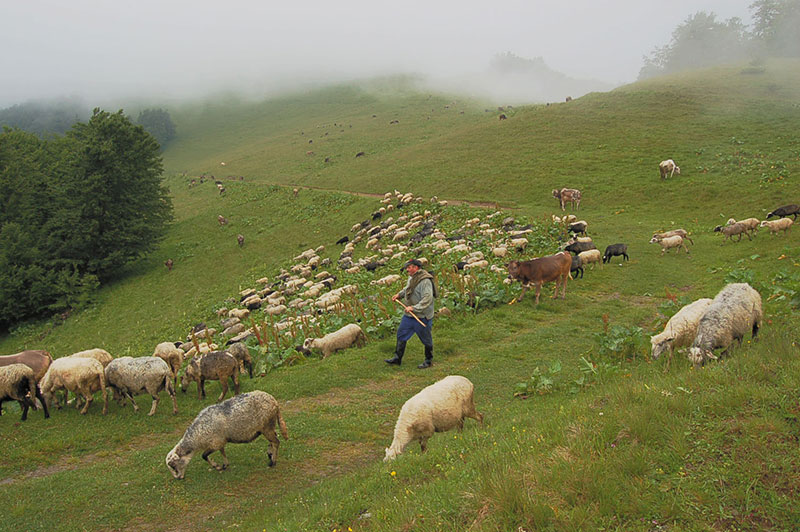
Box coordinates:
[181,351,239,402]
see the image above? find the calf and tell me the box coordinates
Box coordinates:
[603,244,629,264]
[659,159,681,179]
[552,188,582,211]
[0,350,53,382]
[506,251,572,305]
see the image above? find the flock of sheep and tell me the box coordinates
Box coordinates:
[1,179,796,480]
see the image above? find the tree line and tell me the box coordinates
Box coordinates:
[0,109,173,329]
[640,0,800,79]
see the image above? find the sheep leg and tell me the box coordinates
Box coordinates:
[124,391,139,413]
[218,447,229,470]
[233,373,240,396]
[202,450,224,471]
[419,438,428,453]
[263,428,280,466]
[147,394,159,416]
[79,393,92,415]
[170,389,178,415]
[199,379,206,400]
[534,282,542,305]
[19,400,29,421]
[34,386,49,419]
[218,379,228,402]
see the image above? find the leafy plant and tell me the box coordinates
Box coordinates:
[594,323,645,360]
[514,359,562,397]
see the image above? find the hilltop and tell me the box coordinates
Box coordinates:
[1,61,799,531]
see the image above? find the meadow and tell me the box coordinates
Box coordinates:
[1,61,799,531]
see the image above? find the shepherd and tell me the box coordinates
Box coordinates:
[385,259,436,369]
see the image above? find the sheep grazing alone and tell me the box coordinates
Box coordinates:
[301,324,366,358]
[105,357,178,416]
[650,234,689,255]
[766,204,799,220]
[237,234,245,247]
[181,351,240,402]
[165,258,174,271]
[224,342,254,378]
[217,215,228,226]
[714,222,751,242]
[0,364,49,421]
[760,217,793,235]
[650,298,713,360]
[384,375,483,461]
[689,283,762,367]
[166,391,288,479]
[40,357,108,415]
[153,342,185,388]
[659,159,681,179]
[603,244,629,264]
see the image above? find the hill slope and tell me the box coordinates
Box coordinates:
[1,62,800,531]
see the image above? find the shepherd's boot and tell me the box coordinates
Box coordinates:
[417,345,433,369]
[385,340,406,365]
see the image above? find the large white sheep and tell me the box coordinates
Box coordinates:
[650,235,689,255]
[384,375,483,461]
[0,364,49,420]
[577,249,602,269]
[166,391,288,479]
[153,342,185,388]
[301,324,366,358]
[40,357,108,415]
[688,283,763,367]
[760,217,793,235]
[659,159,680,179]
[650,298,713,360]
[104,356,178,416]
[69,348,113,368]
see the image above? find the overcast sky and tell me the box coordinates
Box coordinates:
[0,0,754,107]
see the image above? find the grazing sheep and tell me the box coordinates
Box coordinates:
[217,215,228,226]
[578,249,602,269]
[688,283,762,367]
[165,258,174,271]
[570,254,584,279]
[227,308,250,320]
[105,357,178,416]
[650,298,713,360]
[166,391,288,479]
[552,188,582,211]
[727,217,760,236]
[237,234,245,247]
[0,364,49,420]
[384,375,483,461]
[40,357,108,415]
[714,222,751,242]
[651,229,693,245]
[181,351,240,402]
[760,217,793,235]
[650,235,689,255]
[510,237,528,251]
[301,324,366,358]
[69,348,113,368]
[659,159,681,179]
[568,221,588,235]
[602,244,629,264]
[224,343,253,378]
[153,342,185,388]
[0,350,53,382]
[564,240,597,255]
[766,204,799,220]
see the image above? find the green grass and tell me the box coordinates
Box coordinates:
[2,61,800,531]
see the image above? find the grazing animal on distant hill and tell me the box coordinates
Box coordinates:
[659,159,680,179]
[506,251,572,305]
[165,258,174,271]
[237,234,245,247]
[552,188,582,211]
[218,215,228,226]
[355,151,366,158]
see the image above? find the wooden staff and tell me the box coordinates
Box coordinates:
[394,299,426,327]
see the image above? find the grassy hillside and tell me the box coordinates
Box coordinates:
[1,61,800,531]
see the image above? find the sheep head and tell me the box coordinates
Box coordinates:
[650,337,674,360]
[166,449,190,480]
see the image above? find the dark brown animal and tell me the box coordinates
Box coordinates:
[565,96,573,102]
[165,259,174,271]
[0,350,53,382]
[180,351,240,402]
[499,114,507,120]
[355,151,366,158]
[237,234,245,247]
[506,251,572,305]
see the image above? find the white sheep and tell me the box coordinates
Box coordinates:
[40,357,108,415]
[760,217,793,235]
[492,246,508,258]
[104,356,178,416]
[651,229,693,245]
[0,364,49,420]
[463,259,489,270]
[153,342,185,388]
[650,235,689,255]
[659,159,681,179]
[371,274,402,286]
[384,375,483,461]
[688,283,763,367]
[166,391,288,479]
[650,298,713,360]
[68,348,114,368]
[227,308,250,320]
[510,238,528,251]
[577,249,602,269]
[301,324,366,358]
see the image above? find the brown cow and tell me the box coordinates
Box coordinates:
[552,188,582,211]
[506,251,572,305]
[0,350,53,382]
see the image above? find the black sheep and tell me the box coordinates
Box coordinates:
[603,244,629,264]
[336,236,349,245]
[570,255,584,279]
[766,204,799,220]
[564,241,596,255]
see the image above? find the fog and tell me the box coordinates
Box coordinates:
[0,0,753,108]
